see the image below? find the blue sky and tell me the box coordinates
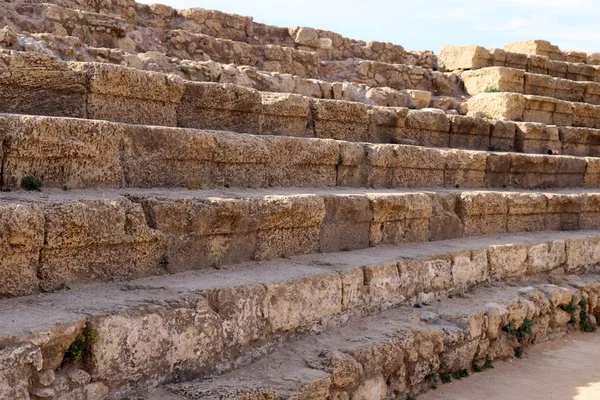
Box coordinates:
[138,0,600,53]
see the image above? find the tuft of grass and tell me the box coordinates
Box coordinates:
[62,185,71,191]
[180,65,191,75]
[408,104,417,110]
[440,372,452,384]
[472,363,483,373]
[484,86,504,93]
[407,395,417,400]
[63,329,99,364]
[21,175,42,191]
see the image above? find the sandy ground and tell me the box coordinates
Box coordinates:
[421,332,600,400]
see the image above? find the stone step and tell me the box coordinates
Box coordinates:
[4,186,600,297]
[462,66,600,105]
[465,92,600,130]
[319,58,458,95]
[10,34,433,110]
[3,229,600,398]
[504,40,594,65]
[5,52,600,158]
[2,113,600,192]
[158,273,600,400]
[1,0,435,67]
[439,45,599,82]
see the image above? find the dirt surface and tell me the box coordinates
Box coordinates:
[421,332,600,400]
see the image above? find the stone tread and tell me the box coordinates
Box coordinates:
[4,224,600,398]
[156,273,600,399]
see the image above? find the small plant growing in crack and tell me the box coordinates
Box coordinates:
[579,298,597,333]
[484,358,494,369]
[21,175,42,191]
[62,329,99,365]
[562,295,579,325]
[406,394,417,400]
[425,371,439,389]
[514,346,523,359]
[452,369,469,380]
[159,254,170,269]
[484,86,503,93]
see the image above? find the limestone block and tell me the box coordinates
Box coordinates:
[451,249,488,290]
[547,60,567,79]
[368,193,432,245]
[504,51,528,70]
[465,93,525,121]
[336,142,369,187]
[522,95,560,126]
[442,149,487,188]
[38,198,164,291]
[363,262,403,307]
[267,135,339,187]
[461,67,524,95]
[265,273,342,332]
[504,40,564,61]
[403,109,450,148]
[320,195,372,253]
[560,127,594,157]
[485,152,511,188]
[177,82,261,134]
[89,297,224,388]
[489,120,516,151]
[526,55,549,75]
[449,115,491,151]
[566,238,600,273]
[121,124,216,188]
[553,77,586,103]
[0,344,43,400]
[405,90,432,109]
[310,99,370,142]
[290,26,319,48]
[260,92,311,137]
[555,157,587,188]
[545,194,582,231]
[585,158,600,187]
[204,284,268,351]
[509,153,559,189]
[580,194,600,229]
[528,241,566,274]
[428,193,464,241]
[367,106,408,143]
[456,192,508,236]
[2,116,124,189]
[566,62,595,81]
[514,122,560,154]
[0,203,45,297]
[438,45,492,71]
[523,72,556,98]
[506,193,547,233]
[583,82,600,105]
[0,54,86,118]
[71,62,184,126]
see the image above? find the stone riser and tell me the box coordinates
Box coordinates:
[2,230,600,399]
[466,92,600,130]
[164,275,600,400]
[462,66,600,105]
[2,114,600,192]
[2,1,435,67]
[439,45,599,80]
[4,186,600,297]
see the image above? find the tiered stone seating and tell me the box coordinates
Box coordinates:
[1,2,600,400]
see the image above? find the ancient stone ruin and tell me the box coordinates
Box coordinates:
[1,1,600,399]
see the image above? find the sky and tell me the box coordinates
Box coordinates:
[137,0,600,53]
